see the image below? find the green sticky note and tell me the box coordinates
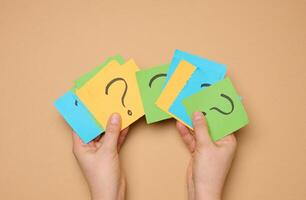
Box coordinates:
[183,77,249,141]
[74,55,125,89]
[136,64,171,124]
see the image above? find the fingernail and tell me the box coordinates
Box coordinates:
[193,111,203,120]
[111,113,120,124]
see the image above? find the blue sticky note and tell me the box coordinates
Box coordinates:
[54,91,104,143]
[164,50,227,127]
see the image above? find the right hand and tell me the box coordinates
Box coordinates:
[176,111,237,200]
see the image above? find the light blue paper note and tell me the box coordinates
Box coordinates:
[164,50,227,127]
[54,91,104,143]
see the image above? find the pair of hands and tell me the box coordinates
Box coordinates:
[72,112,237,200]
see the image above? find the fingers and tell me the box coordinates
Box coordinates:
[102,113,122,152]
[176,121,195,152]
[215,134,237,149]
[192,111,214,148]
[118,127,129,151]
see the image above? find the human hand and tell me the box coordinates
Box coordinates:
[72,113,129,200]
[176,112,237,200]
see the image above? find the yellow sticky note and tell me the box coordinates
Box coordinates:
[156,60,196,128]
[76,59,144,129]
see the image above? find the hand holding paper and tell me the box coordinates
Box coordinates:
[54,50,248,200]
[183,78,249,141]
[76,59,144,129]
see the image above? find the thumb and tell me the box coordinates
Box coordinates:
[192,111,214,148]
[102,113,122,152]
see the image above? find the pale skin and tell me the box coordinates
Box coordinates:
[176,111,237,200]
[72,113,128,200]
[72,112,237,200]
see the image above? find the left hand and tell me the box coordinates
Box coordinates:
[72,113,129,200]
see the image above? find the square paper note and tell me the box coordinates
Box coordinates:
[161,50,227,128]
[54,91,103,143]
[156,60,196,122]
[183,78,249,141]
[76,60,144,129]
[136,64,171,124]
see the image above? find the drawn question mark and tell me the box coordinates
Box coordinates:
[202,93,234,116]
[105,77,132,116]
[148,73,167,88]
[200,83,211,88]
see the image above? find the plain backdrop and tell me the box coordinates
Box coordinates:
[0,0,306,199]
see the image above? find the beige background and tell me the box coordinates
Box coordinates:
[1,0,306,199]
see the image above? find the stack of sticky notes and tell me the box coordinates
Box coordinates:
[54,55,145,143]
[54,50,249,143]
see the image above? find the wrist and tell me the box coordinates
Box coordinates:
[195,189,221,200]
[90,187,107,200]
[195,194,221,200]
[90,192,104,200]
[90,185,124,200]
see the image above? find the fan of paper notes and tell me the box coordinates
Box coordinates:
[54,50,249,143]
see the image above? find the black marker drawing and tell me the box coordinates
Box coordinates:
[210,93,234,115]
[148,73,167,88]
[198,82,211,115]
[200,83,211,88]
[105,77,132,116]
[201,93,234,116]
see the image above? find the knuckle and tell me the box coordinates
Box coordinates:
[103,145,116,154]
[194,122,204,131]
[194,117,203,124]
[194,119,207,130]
[72,146,79,156]
[107,124,119,134]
